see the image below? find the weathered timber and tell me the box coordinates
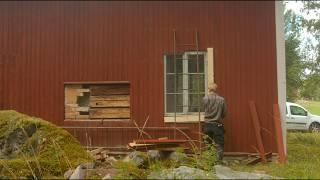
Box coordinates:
[89,108,130,119]
[90,84,130,96]
[90,96,130,107]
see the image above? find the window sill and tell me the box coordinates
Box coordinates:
[164,114,205,123]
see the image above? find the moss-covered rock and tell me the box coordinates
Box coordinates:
[0,110,92,178]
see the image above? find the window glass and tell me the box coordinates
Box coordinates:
[166,54,183,73]
[166,74,183,93]
[290,106,307,116]
[188,94,205,112]
[188,54,204,73]
[166,94,183,113]
[188,74,205,93]
[164,52,207,115]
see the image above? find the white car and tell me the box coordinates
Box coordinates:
[286,102,320,132]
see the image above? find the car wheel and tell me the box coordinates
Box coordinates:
[309,122,320,133]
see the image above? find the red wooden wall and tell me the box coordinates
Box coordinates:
[0,1,278,152]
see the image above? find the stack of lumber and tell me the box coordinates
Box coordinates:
[128,138,188,151]
[89,84,130,119]
[88,148,109,161]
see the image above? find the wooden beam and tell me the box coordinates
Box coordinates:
[273,104,286,164]
[89,108,130,119]
[207,48,214,84]
[90,84,130,96]
[90,95,130,107]
[249,101,266,163]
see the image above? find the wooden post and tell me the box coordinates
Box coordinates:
[273,104,286,164]
[249,101,266,163]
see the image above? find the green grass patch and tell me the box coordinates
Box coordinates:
[230,132,320,179]
[297,100,320,115]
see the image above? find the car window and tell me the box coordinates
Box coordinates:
[290,105,307,116]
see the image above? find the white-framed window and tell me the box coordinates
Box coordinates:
[164,51,207,119]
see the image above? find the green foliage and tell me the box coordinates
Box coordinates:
[301,74,320,101]
[193,141,217,171]
[298,100,320,115]
[113,161,149,179]
[0,110,92,178]
[230,132,320,179]
[284,9,305,101]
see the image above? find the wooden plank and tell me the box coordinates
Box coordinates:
[90,84,130,96]
[273,104,286,164]
[249,101,266,163]
[89,108,130,119]
[207,47,214,84]
[90,96,130,107]
[247,152,272,165]
[91,95,129,101]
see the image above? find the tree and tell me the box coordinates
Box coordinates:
[284,9,304,101]
[300,1,320,100]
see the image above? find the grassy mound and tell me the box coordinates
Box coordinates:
[0,110,92,178]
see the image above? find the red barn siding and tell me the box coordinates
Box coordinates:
[0,1,278,152]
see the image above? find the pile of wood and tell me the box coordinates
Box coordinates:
[88,148,110,161]
[128,138,188,152]
[88,148,130,162]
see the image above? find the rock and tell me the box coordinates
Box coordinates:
[69,165,86,179]
[147,166,216,179]
[214,165,282,179]
[123,151,148,167]
[147,150,161,161]
[102,174,112,180]
[81,162,95,169]
[64,169,74,179]
[169,151,189,164]
[106,156,118,164]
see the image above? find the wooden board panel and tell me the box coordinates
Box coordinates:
[89,108,130,119]
[90,95,130,107]
[90,84,130,96]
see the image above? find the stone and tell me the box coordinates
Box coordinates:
[147,166,216,179]
[124,151,148,167]
[214,165,282,179]
[102,174,112,180]
[147,150,161,161]
[64,169,74,179]
[69,165,86,179]
[81,162,95,169]
[106,156,118,164]
[169,151,189,164]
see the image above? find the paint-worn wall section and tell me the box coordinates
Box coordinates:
[0,1,278,152]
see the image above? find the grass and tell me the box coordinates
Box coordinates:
[297,100,320,115]
[230,132,320,179]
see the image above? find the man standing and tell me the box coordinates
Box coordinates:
[202,83,227,161]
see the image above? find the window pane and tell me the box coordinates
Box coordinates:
[166,74,183,93]
[188,94,205,112]
[166,54,183,73]
[290,106,307,116]
[188,74,205,93]
[166,94,183,113]
[188,54,204,73]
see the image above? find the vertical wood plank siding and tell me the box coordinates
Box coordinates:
[0,1,278,153]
